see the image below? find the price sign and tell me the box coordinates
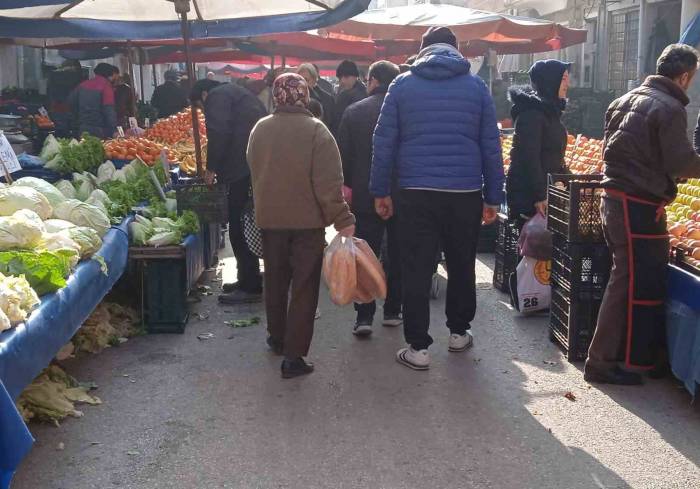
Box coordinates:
[128,117,138,130]
[144,118,150,128]
[116,126,125,138]
[38,106,49,117]
[0,132,22,175]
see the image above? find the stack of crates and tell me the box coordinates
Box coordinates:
[547,174,610,361]
[493,213,520,293]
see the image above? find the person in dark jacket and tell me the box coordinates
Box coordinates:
[68,63,118,138]
[151,70,188,119]
[338,60,401,337]
[370,26,505,370]
[115,73,137,128]
[333,60,367,134]
[201,82,268,304]
[297,63,335,129]
[506,60,571,226]
[585,44,700,385]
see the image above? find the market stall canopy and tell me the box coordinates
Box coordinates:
[0,0,371,39]
[323,4,587,55]
[680,13,700,48]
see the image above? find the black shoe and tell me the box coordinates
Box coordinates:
[353,319,373,337]
[584,366,643,386]
[266,337,284,356]
[222,282,263,294]
[382,313,403,327]
[218,290,262,305]
[281,358,314,379]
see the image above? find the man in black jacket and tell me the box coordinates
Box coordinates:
[151,70,188,119]
[333,60,367,135]
[200,82,267,304]
[337,61,401,336]
[297,63,335,130]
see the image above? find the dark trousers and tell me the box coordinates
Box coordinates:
[354,212,402,321]
[228,176,262,292]
[398,190,483,350]
[262,229,325,359]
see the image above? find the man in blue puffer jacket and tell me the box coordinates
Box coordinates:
[370,26,505,371]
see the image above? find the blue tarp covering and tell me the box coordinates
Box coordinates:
[666,265,700,397]
[680,13,700,47]
[0,217,132,489]
[0,1,370,40]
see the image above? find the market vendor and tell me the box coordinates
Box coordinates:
[195,80,267,304]
[68,63,119,139]
[585,44,700,385]
[506,59,570,229]
[151,70,188,120]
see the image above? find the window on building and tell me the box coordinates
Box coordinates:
[608,9,640,94]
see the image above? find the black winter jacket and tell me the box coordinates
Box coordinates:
[151,81,188,119]
[337,86,390,214]
[506,87,568,217]
[204,83,267,184]
[333,80,367,135]
[310,86,335,130]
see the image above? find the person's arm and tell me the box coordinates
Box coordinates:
[336,110,355,187]
[659,109,700,178]
[311,123,355,231]
[513,110,547,202]
[370,80,400,198]
[101,84,117,137]
[479,82,505,207]
[694,111,700,154]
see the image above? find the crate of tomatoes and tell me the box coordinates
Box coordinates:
[104,138,170,167]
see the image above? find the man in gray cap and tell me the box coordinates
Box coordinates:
[151,69,188,119]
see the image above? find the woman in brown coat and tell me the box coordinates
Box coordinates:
[247,73,355,379]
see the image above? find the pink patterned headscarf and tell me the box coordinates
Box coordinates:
[273,73,310,109]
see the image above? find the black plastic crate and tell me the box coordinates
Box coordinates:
[175,179,229,223]
[492,214,520,292]
[550,237,611,300]
[130,246,189,334]
[549,285,601,361]
[547,174,605,243]
[477,221,498,253]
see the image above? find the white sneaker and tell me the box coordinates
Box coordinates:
[448,331,474,352]
[396,347,430,370]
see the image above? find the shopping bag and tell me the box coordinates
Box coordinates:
[512,256,551,313]
[241,199,263,258]
[518,213,552,260]
[352,238,387,303]
[322,235,357,306]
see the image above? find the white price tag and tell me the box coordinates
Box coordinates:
[0,132,22,175]
[117,126,125,138]
[144,118,150,128]
[128,117,138,129]
[38,106,49,117]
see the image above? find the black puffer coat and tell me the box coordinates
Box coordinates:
[506,87,568,218]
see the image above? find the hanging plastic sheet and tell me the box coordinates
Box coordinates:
[666,265,700,397]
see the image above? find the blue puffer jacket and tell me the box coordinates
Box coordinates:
[370,44,504,205]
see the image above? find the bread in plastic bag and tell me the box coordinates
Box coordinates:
[322,235,357,306]
[352,238,387,303]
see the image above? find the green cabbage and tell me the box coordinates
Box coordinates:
[0,307,10,332]
[61,227,102,257]
[129,222,151,246]
[53,200,110,237]
[0,214,44,250]
[54,180,76,199]
[13,177,66,209]
[0,272,39,324]
[13,209,46,233]
[39,134,61,161]
[44,219,76,233]
[97,161,116,185]
[0,186,52,220]
[146,231,181,247]
[0,250,72,295]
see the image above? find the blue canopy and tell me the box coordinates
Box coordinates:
[0,0,370,40]
[680,13,700,47]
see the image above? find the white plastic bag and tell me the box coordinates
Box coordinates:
[513,256,551,313]
[518,213,552,260]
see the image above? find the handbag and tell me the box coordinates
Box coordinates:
[240,194,263,258]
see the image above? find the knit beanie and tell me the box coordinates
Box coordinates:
[420,26,458,50]
[528,59,571,100]
[336,60,360,78]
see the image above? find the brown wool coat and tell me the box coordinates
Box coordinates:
[246,106,355,231]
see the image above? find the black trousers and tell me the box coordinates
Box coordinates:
[398,190,483,350]
[354,212,402,321]
[228,176,262,292]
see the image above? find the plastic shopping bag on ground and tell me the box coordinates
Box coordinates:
[323,235,357,306]
[510,256,551,314]
[352,238,387,303]
[518,213,552,260]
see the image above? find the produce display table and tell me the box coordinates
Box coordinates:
[666,264,700,397]
[0,217,132,489]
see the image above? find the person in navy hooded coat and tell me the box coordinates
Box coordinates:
[370,26,505,371]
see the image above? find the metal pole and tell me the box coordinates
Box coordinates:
[636,0,647,83]
[176,3,203,177]
[139,51,145,102]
